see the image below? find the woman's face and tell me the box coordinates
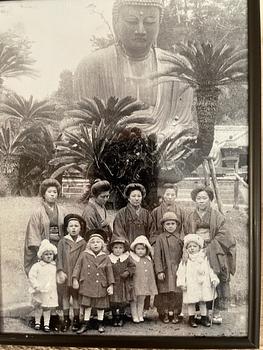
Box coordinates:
[95,191,110,206]
[44,186,58,204]
[128,190,142,207]
[195,191,211,211]
[163,188,176,205]
[134,243,147,257]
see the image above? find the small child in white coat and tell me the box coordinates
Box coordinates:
[177,234,219,328]
[28,239,58,332]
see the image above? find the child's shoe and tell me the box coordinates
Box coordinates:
[117,316,124,327]
[61,316,71,332]
[97,320,105,333]
[189,315,198,328]
[44,325,50,332]
[201,316,211,327]
[162,313,169,324]
[113,316,119,327]
[34,323,41,331]
[76,321,90,334]
[72,316,80,332]
[171,315,180,324]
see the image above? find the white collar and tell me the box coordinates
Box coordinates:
[109,251,129,263]
[65,234,84,243]
[130,251,151,263]
[85,248,106,257]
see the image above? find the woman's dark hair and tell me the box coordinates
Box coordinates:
[124,183,146,199]
[191,185,214,202]
[91,179,111,197]
[160,183,178,197]
[39,178,61,198]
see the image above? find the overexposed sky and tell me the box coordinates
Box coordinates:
[1,0,115,99]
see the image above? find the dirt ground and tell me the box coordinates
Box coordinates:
[2,304,248,337]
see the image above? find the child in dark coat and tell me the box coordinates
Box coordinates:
[154,212,184,324]
[108,239,136,327]
[72,230,115,334]
[56,214,87,332]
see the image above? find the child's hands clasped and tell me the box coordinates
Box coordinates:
[72,278,79,290]
[157,272,165,281]
[120,271,129,279]
[57,271,67,284]
[107,284,113,295]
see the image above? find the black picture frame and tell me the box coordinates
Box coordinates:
[0,0,261,348]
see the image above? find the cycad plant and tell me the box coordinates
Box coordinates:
[156,41,247,174]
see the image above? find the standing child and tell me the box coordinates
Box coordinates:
[56,214,87,332]
[72,229,115,334]
[109,239,136,327]
[177,234,219,328]
[130,235,158,323]
[28,239,58,332]
[154,212,184,324]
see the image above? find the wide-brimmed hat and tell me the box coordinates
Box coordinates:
[86,229,108,243]
[130,235,153,256]
[37,239,57,259]
[124,183,146,199]
[160,211,180,225]
[184,234,204,249]
[109,238,129,252]
[63,214,86,235]
[191,185,214,202]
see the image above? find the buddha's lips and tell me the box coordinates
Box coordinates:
[134,37,147,42]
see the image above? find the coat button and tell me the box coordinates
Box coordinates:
[144,261,146,264]
[88,265,90,267]
[96,280,99,283]
[145,269,148,272]
[96,273,99,276]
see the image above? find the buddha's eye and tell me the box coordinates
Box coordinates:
[124,17,138,24]
[144,17,157,24]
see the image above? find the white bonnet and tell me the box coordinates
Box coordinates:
[130,235,153,256]
[37,239,57,259]
[184,234,204,249]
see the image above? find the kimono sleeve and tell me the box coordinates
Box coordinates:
[82,206,98,231]
[176,262,186,288]
[112,209,128,243]
[146,211,156,241]
[106,258,115,285]
[25,210,43,248]
[56,239,64,272]
[154,236,165,275]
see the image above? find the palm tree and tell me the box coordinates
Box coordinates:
[154,41,247,174]
[0,93,56,129]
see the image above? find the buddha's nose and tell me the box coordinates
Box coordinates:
[136,21,146,35]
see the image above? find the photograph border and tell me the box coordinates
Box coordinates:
[0,0,261,348]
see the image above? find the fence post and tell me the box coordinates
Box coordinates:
[233,161,239,209]
[207,157,224,214]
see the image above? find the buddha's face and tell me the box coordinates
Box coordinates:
[116,5,160,58]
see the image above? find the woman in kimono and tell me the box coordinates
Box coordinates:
[112,183,155,245]
[24,178,66,276]
[184,185,236,323]
[151,183,187,245]
[82,179,112,243]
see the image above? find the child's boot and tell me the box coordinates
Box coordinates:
[163,310,169,324]
[189,315,198,328]
[72,316,80,332]
[98,320,105,333]
[76,321,90,334]
[117,314,124,327]
[61,316,71,332]
[201,315,211,327]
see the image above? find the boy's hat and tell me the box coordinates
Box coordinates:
[63,214,86,235]
[86,229,108,243]
[130,235,153,256]
[184,234,204,248]
[160,211,180,224]
[37,239,57,259]
[109,238,129,252]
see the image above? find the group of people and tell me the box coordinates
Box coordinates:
[24,178,236,334]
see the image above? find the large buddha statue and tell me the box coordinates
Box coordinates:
[73,0,196,141]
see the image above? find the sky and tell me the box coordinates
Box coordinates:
[1,0,115,99]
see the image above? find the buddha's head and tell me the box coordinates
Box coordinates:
[113,0,164,59]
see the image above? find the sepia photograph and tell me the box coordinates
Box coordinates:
[0,0,260,348]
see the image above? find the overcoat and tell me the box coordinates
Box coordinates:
[112,203,155,245]
[28,261,58,308]
[72,250,115,298]
[154,232,183,293]
[109,252,136,304]
[24,202,66,275]
[177,251,219,304]
[151,202,187,244]
[56,235,86,287]
[82,200,112,242]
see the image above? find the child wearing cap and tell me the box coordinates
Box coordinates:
[28,239,58,332]
[108,239,136,327]
[56,214,87,332]
[72,229,115,334]
[130,235,158,323]
[154,212,184,324]
[177,234,219,328]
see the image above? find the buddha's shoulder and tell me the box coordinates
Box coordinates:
[75,45,117,71]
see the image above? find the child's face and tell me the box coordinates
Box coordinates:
[163,188,177,205]
[44,186,58,204]
[134,244,147,257]
[164,220,177,233]
[67,220,81,237]
[187,242,200,254]
[42,250,54,263]
[89,237,103,254]
[112,243,125,257]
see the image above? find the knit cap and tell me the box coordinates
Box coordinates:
[184,234,204,249]
[37,239,57,259]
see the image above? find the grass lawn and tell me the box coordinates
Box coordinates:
[0,197,248,310]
